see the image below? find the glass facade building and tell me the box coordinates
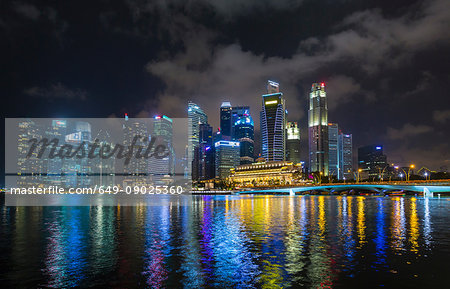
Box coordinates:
[232,106,254,165]
[308,82,329,175]
[220,101,232,139]
[214,140,240,179]
[328,123,339,177]
[188,101,208,178]
[339,133,353,180]
[358,144,387,180]
[260,80,286,162]
[286,121,301,164]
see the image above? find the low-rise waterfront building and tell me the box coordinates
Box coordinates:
[229,159,304,187]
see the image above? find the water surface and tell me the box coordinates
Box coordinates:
[0,195,449,288]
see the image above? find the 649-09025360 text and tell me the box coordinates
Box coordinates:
[9,185,186,195]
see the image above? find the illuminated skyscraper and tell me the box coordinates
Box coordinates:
[308,82,329,175]
[188,101,208,178]
[151,115,174,185]
[64,121,92,187]
[286,121,301,164]
[91,129,115,187]
[193,123,215,180]
[358,144,387,180]
[260,80,286,161]
[220,102,232,139]
[215,140,240,179]
[328,123,339,177]
[122,118,148,186]
[232,106,254,164]
[339,132,353,180]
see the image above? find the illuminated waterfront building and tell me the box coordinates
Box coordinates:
[358,145,387,180]
[46,120,67,185]
[91,129,115,188]
[286,121,301,164]
[122,118,148,186]
[17,119,44,187]
[229,160,304,187]
[328,123,339,177]
[151,115,174,185]
[232,106,254,164]
[220,102,232,139]
[194,123,215,180]
[260,80,287,161]
[339,132,353,180]
[215,140,240,179]
[188,101,208,178]
[308,82,329,175]
[64,121,92,187]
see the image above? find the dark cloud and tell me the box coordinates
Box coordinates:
[12,2,41,20]
[24,83,88,101]
[386,123,434,140]
[433,109,450,123]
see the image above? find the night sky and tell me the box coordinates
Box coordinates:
[2,0,450,176]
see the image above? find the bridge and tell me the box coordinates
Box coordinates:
[236,180,450,196]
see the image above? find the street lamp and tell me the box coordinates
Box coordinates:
[357,169,362,183]
[399,173,404,181]
[407,164,415,181]
[424,171,429,181]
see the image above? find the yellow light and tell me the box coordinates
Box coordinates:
[265,100,278,105]
[358,169,362,172]
[410,164,415,168]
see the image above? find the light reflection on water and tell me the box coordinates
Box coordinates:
[0,195,449,288]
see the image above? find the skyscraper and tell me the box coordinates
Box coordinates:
[358,144,387,180]
[220,101,232,139]
[339,132,353,180]
[308,82,329,175]
[232,106,254,164]
[188,101,208,178]
[328,123,339,177]
[151,115,174,185]
[215,140,240,179]
[122,118,148,186]
[196,123,215,180]
[286,121,301,164]
[260,80,286,162]
[64,121,92,187]
[91,129,115,188]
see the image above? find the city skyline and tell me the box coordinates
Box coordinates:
[2,0,450,176]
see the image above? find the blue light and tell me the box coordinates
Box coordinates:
[376,146,382,150]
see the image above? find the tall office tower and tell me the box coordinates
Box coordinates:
[358,144,387,180]
[17,119,44,187]
[338,132,353,180]
[46,120,67,185]
[188,101,208,178]
[151,115,174,185]
[91,129,115,188]
[215,140,240,179]
[328,123,339,177]
[232,107,254,164]
[260,80,286,161]
[197,123,215,180]
[286,121,301,164]
[308,82,329,175]
[122,118,148,186]
[64,121,92,187]
[220,101,232,139]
